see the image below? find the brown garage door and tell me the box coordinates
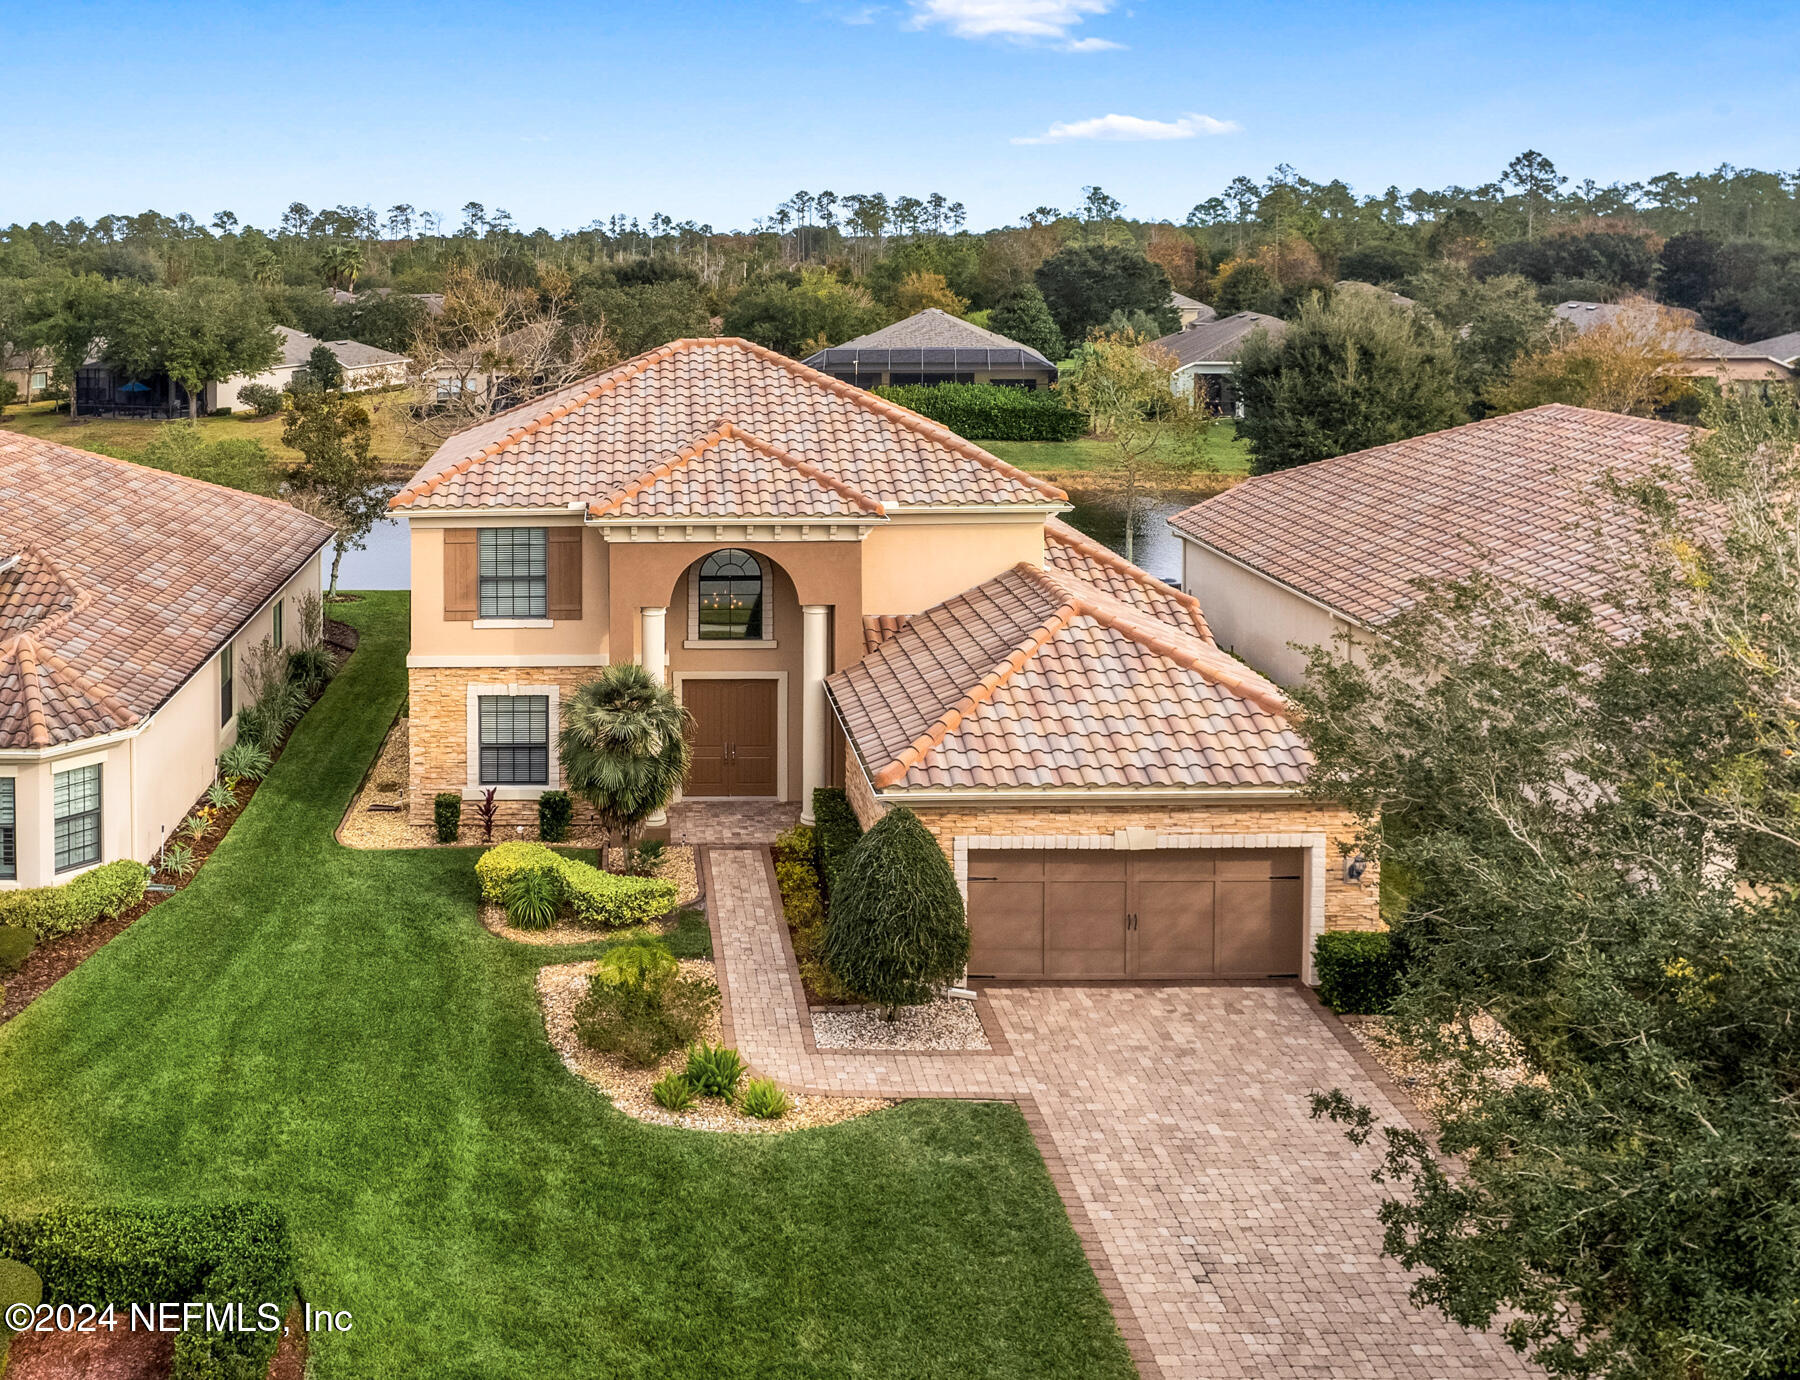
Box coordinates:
[966,848,1302,980]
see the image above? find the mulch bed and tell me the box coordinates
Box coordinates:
[0,622,359,1029]
[4,1324,174,1379]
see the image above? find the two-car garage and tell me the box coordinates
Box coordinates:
[965,848,1305,980]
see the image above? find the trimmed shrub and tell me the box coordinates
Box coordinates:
[238,383,282,416]
[0,1202,293,1380]
[651,1072,696,1111]
[774,824,862,1003]
[872,381,1085,442]
[504,868,562,930]
[474,842,675,927]
[434,792,463,844]
[811,788,863,904]
[0,860,149,941]
[1313,930,1402,1015]
[684,1043,747,1099]
[0,1255,42,1374]
[823,807,968,1015]
[574,941,715,1068]
[0,924,35,975]
[737,1077,790,1120]
[537,789,574,843]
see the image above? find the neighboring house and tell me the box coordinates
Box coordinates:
[389,337,1377,981]
[1146,311,1286,415]
[0,434,331,889]
[1167,404,1693,686]
[1553,300,1797,386]
[803,309,1059,389]
[1335,280,1415,309]
[205,326,408,413]
[1169,292,1215,330]
[72,326,408,418]
[1743,331,1800,368]
[2,345,52,403]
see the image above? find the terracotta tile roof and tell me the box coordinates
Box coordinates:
[862,614,911,653]
[1044,517,1210,641]
[587,424,887,522]
[827,563,1307,793]
[390,338,1066,513]
[1168,404,1693,628]
[0,433,334,750]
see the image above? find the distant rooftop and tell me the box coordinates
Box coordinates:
[1148,312,1285,368]
[803,308,1057,377]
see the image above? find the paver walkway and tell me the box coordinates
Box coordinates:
[706,847,1534,1380]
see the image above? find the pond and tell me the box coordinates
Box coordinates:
[333,489,1194,593]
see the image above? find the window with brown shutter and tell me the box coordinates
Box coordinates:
[444,527,478,621]
[547,527,582,620]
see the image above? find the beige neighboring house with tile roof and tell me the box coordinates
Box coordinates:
[1148,311,1286,416]
[1553,300,1797,387]
[1168,404,1695,686]
[0,434,331,889]
[391,337,1377,981]
[205,325,409,413]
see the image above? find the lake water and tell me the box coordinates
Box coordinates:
[333,489,1188,593]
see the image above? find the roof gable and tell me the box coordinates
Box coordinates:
[587,425,886,521]
[391,337,1065,513]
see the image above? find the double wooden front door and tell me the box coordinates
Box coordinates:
[683,679,778,798]
[965,848,1304,980]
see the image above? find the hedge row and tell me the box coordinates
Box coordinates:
[810,789,864,905]
[1313,930,1403,1015]
[0,860,150,940]
[475,841,676,927]
[873,382,1086,442]
[0,1202,294,1380]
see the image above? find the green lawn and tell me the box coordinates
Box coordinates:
[985,422,1251,481]
[0,593,1134,1380]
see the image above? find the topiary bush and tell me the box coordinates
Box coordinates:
[823,806,968,1017]
[537,789,574,843]
[1313,929,1402,1014]
[0,860,150,941]
[0,1202,293,1380]
[737,1077,790,1120]
[0,924,35,974]
[434,792,462,843]
[811,788,863,904]
[872,382,1085,442]
[683,1043,746,1099]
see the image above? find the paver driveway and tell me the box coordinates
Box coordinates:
[707,847,1533,1379]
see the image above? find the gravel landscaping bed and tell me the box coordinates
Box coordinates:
[538,960,892,1133]
[811,999,991,1051]
[1341,1012,1538,1119]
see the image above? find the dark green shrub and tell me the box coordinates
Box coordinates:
[286,645,333,694]
[0,1255,41,1373]
[434,792,462,843]
[683,1042,746,1099]
[503,868,562,930]
[0,924,35,975]
[775,823,861,1002]
[537,790,574,842]
[651,1072,696,1111]
[218,741,272,781]
[737,1077,790,1120]
[0,860,149,940]
[811,788,863,904]
[0,1202,293,1380]
[823,806,968,1015]
[1313,929,1402,1014]
[575,943,715,1067]
[238,383,282,416]
[872,381,1085,442]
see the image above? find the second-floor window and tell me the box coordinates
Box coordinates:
[478,695,549,785]
[697,549,765,640]
[479,528,548,619]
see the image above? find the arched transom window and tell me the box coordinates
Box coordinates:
[696,549,765,640]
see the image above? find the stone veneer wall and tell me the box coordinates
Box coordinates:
[843,756,1379,932]
[408,666,602,828]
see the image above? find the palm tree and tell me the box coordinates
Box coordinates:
[558,665,690,863]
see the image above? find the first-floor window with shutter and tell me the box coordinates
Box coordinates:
[479,696,550,785]
[0,777,14,880]
[53,763,102,873]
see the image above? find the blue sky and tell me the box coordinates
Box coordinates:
[9,0,1799,232]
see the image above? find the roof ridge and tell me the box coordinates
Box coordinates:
[1044,517,1210,639]
[1028,561,1291,719]
[711,337,1070,504]
[33,641,140,730]
[11,636,49,748]
[391,339,696,508]
[585,422,890,519]
[869,581,1078,789]
[586,423,730,517]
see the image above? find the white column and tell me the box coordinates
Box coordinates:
[801,604,830,823]
[640,606,668,685]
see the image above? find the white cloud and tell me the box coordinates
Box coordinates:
[909,0,1119,49]
[1012,111,1240,145]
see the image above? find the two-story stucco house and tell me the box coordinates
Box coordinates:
[1,434,331,888]
[390,337,1377,982]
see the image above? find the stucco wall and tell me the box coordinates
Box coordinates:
[1179,539,1359,687]
[860,519,1046,615]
